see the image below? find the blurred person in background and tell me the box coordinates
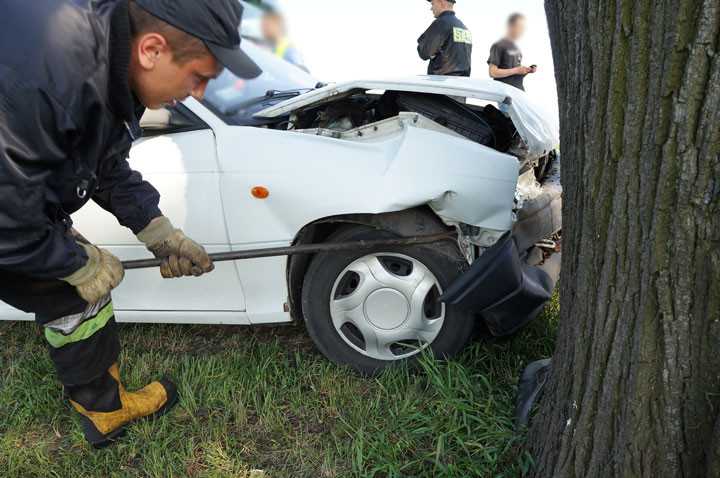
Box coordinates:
[261,9,309,72]
[488,13,537,107]
[417,0,472,77]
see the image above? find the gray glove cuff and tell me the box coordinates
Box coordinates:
[137,217,176,247]
[60,243,101,286]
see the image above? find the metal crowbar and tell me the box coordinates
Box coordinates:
[121,232,458,270]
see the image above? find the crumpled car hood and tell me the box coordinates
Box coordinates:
[254,76,559,159]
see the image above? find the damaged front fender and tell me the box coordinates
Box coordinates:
[439,156,562,336]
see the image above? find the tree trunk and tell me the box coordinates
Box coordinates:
[527,0,720,476]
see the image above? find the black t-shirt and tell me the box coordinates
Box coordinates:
[487,39,524,91]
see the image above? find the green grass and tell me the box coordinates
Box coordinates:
[0,295,558,477]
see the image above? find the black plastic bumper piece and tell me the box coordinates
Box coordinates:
[439,232,554,337]
[514,358,552,428]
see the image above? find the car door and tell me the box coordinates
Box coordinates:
[70,106,249,324]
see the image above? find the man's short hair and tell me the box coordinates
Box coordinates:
[508,13,526,25]
[129,1,210,65]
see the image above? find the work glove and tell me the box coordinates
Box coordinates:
[60,243,125,304]
[137,217,215,279]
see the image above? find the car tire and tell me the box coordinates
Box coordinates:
[301,225,475,376]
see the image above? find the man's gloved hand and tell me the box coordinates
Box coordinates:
[60,243,125,304]
[137,217,215,279]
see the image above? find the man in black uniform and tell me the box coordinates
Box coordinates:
[417,0,472,76]
[488,13,536,95]
[0,0,260,447]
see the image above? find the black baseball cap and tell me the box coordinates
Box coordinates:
[134,0,262,79]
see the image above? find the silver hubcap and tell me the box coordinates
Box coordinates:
[329,253,445,361]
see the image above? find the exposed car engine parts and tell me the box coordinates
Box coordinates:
[284,91,519,154]
[313,96,377,131]
[389,92,497,147]
[512,155,562,253]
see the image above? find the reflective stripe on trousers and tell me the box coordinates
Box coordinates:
[0,269,120,386]
[44,294,114,348]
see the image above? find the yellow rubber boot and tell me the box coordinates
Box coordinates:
[67,363,178,447]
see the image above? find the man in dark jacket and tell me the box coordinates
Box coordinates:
[0,0,261,447]
[417,0,472,76]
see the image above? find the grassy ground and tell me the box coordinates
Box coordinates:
[0,296,557,478]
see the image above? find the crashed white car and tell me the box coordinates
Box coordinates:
[0,40,561,374]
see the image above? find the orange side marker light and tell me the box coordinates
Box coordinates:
[252,187,270,199]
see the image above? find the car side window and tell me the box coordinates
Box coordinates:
[140,104,209,138]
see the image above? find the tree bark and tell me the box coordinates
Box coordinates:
[527,1,720,477]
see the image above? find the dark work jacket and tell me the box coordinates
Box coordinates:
[0,0,162,279]
[417,11,472,76]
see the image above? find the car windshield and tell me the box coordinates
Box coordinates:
[203,37,319,124]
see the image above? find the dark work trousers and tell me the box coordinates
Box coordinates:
[0,269,120,386]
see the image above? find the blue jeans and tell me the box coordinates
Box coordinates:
[498,103,509,112]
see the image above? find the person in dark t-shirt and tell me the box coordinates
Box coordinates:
[488,13,536,98]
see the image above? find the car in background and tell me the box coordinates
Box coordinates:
[0,34,561,375]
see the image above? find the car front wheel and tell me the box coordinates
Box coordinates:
[301,225,475,375]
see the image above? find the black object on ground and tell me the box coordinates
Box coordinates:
[514,358,552,428]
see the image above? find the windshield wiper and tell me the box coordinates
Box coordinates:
[265,88,314,99]
[264,83,328,99]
